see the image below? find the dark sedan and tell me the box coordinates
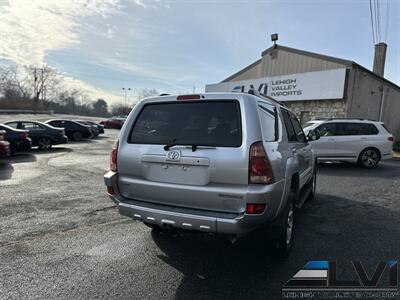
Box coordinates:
[0,124,32,153]
[45,120,93,141]
[74,120,100,137]
[0,130,11,158]
[83,121,104,134]
[5,121,68,150]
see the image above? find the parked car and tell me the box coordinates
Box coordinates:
[44,120,93,141]
[4,121,68,150]
[0,124,32,153]
[84,121,104,134]
[303,118,393,168]
[104,92,318,257]
[99,118,125,129]
[74,120,100,137]
[0,130,11,158]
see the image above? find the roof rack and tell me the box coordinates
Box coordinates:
[318,118,379,122]
[247,88,287,107]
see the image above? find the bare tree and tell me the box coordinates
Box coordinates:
[139,89,159,100]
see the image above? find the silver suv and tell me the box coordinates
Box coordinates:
[303,119,394,168]
[104,92,317,256]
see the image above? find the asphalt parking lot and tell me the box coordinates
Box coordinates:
[1,129,399,299]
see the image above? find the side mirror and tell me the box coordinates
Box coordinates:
[307,129,320,142]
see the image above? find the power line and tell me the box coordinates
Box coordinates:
[384,0,390,42]
[369,0,376,44]
[376,0,381,42]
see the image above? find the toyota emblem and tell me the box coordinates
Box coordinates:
[167,150,181,161]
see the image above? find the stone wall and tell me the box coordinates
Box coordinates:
[283,99,346,124]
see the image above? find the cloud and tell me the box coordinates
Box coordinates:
[0,0,151,104]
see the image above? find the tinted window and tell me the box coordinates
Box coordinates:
[21,122,44,130]
[281,110,297,142]
[258,104,276,142]
[315,123,337,136]
[336,123,379,136]
[130,101,242,147]
[289,113,307,143]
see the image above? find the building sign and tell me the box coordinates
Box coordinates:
[205,69,347,102]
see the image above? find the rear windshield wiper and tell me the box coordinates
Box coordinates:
[164,139,205,152]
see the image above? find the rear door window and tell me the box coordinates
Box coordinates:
[258,103,276,142]
[289,113,307,143]
[129,101,242,147]
[281,110,297,142]
[336,123,378,136]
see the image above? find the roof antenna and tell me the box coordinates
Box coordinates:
[271,33,278,48]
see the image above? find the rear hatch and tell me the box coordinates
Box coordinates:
[117,99,249,214]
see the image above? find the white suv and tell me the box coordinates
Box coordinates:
[303,119,394,168]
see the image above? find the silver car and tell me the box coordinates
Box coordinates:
[303,119,394,168]
[104,92,317,256]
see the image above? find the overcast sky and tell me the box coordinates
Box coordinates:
[1,0,399,105]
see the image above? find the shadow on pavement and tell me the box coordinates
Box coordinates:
[317,160,400,179]
[0,153,36,181]
[150,194,400,300]
[0,161,14,181]
[28,147,73,155]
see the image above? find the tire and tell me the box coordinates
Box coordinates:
[275,196,296,258]
[38,137,52,150]
[358,148,380,168]
[72,131,83,142]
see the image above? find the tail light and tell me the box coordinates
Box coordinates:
[246,203,266,214]
[388,136,394,142]
[20,132,28,140]
[110,140,119,172]
[249,142,274,184]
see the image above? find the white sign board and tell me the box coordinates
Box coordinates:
[205,69,347,102]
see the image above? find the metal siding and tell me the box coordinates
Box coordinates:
[226,49,346,81]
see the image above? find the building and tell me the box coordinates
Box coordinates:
[205,44,400,138]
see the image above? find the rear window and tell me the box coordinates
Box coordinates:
[129,101,242,147]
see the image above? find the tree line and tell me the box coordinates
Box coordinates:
[0,65,159,117]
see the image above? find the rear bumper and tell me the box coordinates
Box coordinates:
[12,139,32,151]
[104,171,286,235]
[53,135,68,145]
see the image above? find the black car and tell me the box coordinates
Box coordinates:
[84,121,104,134]
[0,124,32,153]
[5,121,68,150]
[45,120,93,141]
[74,120,100,137]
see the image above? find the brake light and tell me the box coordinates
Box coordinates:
[107,186,115,195]
[110,140,119,172]
[177,94,201,101]
[20,132,28,140]
[388,136,394,142]
[249,142,274,184]
[246,203,266,214]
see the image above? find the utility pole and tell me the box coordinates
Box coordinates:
[33,68,37,114]
[122,87,131,107]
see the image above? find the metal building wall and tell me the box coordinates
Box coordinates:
[346,67,400,138]
[223,48,346,82]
